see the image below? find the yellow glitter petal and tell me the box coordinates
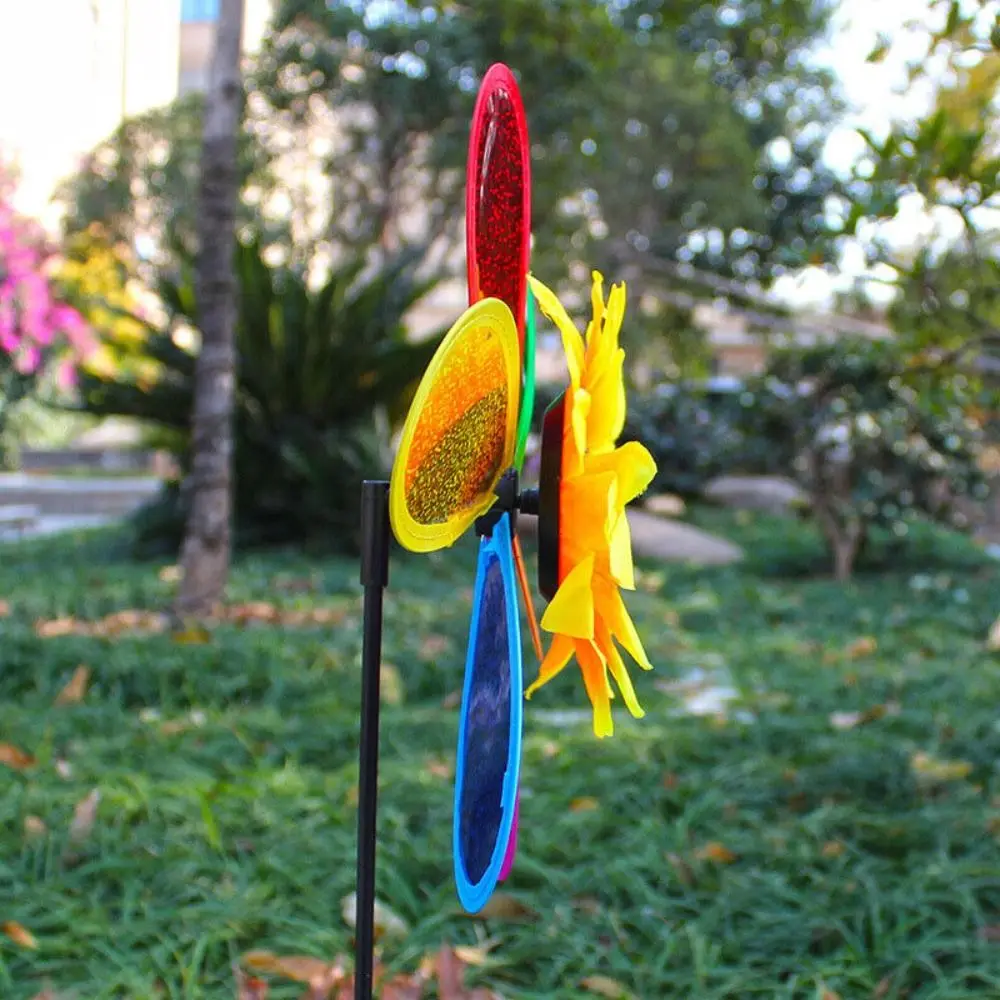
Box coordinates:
[389,298,519,551]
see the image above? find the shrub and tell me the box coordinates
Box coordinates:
[77,239,443,554]
[622,380,752,498]
[732,337,994,579]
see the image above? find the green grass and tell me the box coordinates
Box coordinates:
[3,511,1000,998]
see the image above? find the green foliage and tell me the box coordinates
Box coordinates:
[733,338,994,578]
[3,516,1000,997]
[623,384,748,498]
[54,93,279,271]
[259,0,843,284]
[77,240,442,554]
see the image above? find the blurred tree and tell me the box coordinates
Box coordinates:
[176,0,245,619]
[258,0,844,289]
[57,227,159,385]
[734,337,994,579]
[55,94,278,275]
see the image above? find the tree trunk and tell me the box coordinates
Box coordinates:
[813,496,864,582]
[175,0,245,619]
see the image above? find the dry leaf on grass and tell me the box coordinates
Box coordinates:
[844,636,877,659]
[340,893,410,938]
[666,852,696,886]
[819,987,842,1000]
[69,789,100,843]
[24,815,47,838]
[234,961,270,1000]
[243,951,346,987]
[2,920,38,949]
[381,664,405,706]
[419,634,451,660]
[821,841,845,858]
[0,599,10,617]
[872,976,892,999]
[463,892,538,922]
[0,742,35,770]
[569,797,600,813]
[978,925,1000,943]
[829,703,898,730]
[987,615,1000,651]
[695,841,738,864]
[55,665,90,706]
[425,758,454,780]
[580,975,635,999]
[434,945,501,1000]
[911,752,973,783]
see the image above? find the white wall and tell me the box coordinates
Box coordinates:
[0,0,182,226]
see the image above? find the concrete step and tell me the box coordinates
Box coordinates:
[0,474,160,517]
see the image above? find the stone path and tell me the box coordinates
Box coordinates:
[628,509,744,565]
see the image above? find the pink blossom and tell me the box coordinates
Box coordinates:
[0,161,92,383]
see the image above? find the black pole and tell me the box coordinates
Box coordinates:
[355,480,390,1000]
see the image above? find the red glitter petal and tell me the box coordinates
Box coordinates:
[466,63,532,351]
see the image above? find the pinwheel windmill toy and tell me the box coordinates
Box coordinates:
[352,62,658,995]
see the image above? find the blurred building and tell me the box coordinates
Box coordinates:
[0,0,271,227]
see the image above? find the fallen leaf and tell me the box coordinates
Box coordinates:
[872,976,892,999]
[569,797,599,813]
[978,925,1000,942]
[695,841,738,864]
[425,758,454,780]
[2,920,38,949]
[911,751,973,783]
[173,623,211,644]
[159,564,182,583]
[55,665,90,706]
[243,951,342,986]
[0,742,35,770]
[54,759,73,780]
[0,599,9,616]
[35,616,78,638]
[419,634,451,660]
[381,663,405,706]
[453,943,497,967]
[466,892,538,922]
[442,690,462,710]
[666,852,696,887]
[234,962,270,1000]
[987,615,1000,651]
[580,975,635,999]
[435,946,498,1000]
[819,987,842,1000]
[69,789,100,842]
[23,815,46,838]
[821,841,845,858]
[844,636,877,659]
[340,893,409,938]
[381,973,427,1000]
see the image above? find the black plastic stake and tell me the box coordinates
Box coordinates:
[355,480,390,1000]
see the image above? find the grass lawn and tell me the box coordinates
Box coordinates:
[3,509,1000,998]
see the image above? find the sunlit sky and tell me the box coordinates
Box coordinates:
[777,0,947,308]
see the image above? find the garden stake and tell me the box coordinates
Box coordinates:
[355,479,390,1000]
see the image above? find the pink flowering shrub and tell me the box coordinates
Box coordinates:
[0,165,94,393]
